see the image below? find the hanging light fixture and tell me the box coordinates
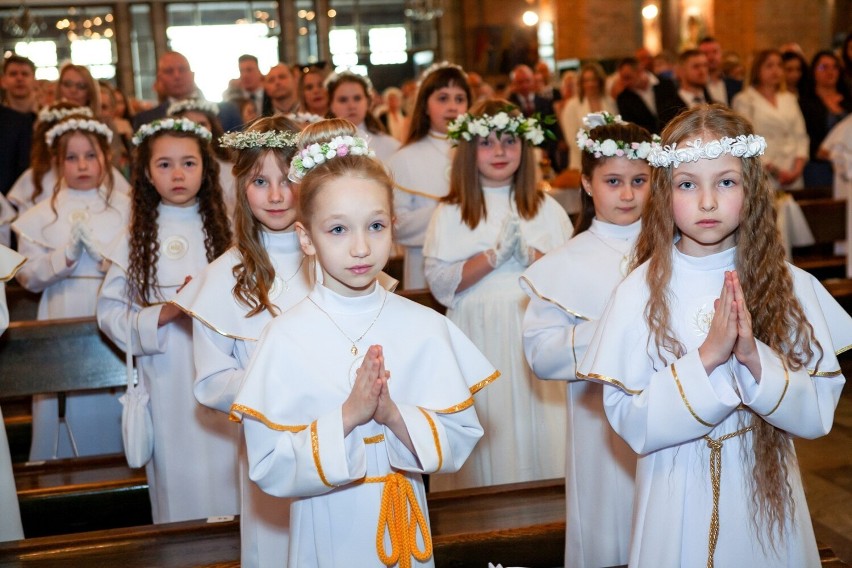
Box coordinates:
[404,0,444,21]
[3,3,44,39]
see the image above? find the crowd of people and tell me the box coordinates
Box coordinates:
[0,33,850,567]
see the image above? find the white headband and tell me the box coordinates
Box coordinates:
[288,135,374,181]
[647,135,767,168]
[167,98,220,117]
[45,118,113,146]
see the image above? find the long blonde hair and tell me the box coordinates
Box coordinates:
[633,104,822,542]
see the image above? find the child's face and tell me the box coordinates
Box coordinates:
[426,85,468,133]
[330,81,368,126]
[581,156,650,226]
[302,73,328,114]
[146,135,203,207]
[62,132,103,191]
[477,132,522,187]
[297,175,393,297]
[246,151,297,232]
[672,153,744,257]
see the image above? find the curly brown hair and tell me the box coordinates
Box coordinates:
[127,129,232,306]
[231,115,301,317]
[443,99,542,229]
[633,103,822,544]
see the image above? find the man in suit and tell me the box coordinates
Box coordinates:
[508,64,565,172]
[134,51,241,131]
[0,56,35,197]
[1,55,37,116]
[698,37,742,106]
[224,54,267,116]
[615,57,685,134]
[676,49,715,108]
[262,62,299,116]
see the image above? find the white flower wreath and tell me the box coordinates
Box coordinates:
[45,118,113,146]
[220,130,298,149]
[646,135,767,168]
[575,111,660,160]
[132,118,212,146]
[166,98,220,117]
[288,135,374,181]
[37,105,93,124]
[447,110,547,146]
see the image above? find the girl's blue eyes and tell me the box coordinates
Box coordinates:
[329,226,345,234]
[253,177,268,187]
[370,222,385,231]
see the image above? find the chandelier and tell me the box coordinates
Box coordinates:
[404,0,444,21]
[3,4,44,39]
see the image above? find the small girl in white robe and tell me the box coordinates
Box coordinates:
[387,63,471,289]
[13,115,130,460]
[578,104,852,567]
[423,99,571,491]
[232,119,496,568]
[97,117,238,524]
[0,245,25,542]
[520,112,655,568]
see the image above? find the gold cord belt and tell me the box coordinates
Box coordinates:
[702,426,754,568]
[366,472,432,568]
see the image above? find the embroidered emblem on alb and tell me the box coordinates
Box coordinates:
[692,303,715,336]
[163,235,188,260]
[68,209,90,224]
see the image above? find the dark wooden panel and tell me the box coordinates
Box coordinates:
[0,317,126,397]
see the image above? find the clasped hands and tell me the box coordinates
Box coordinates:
[65,220,105,264]
[487,214,537,268]
[342,345,402,437]
[698,270,761,380]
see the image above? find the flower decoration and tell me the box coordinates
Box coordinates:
[166,98,221,117]
[575,111,661,160]
[288,135,374,181]
[446,107,553,146]
[646,135,767,168]
[132,118,212,146]
[38,105,93,124]
[418,61,466,86]
[45,118,113,146]
[220,130,298,149]
[284,112,325,125]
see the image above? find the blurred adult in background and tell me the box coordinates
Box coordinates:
[224,54,266,118]
[0,106,32,196]
[615,57,683,134]
[56,63,100,115]
[841,32,852,93]
[377,86,408,142]
[297,66,328,117]
[653,51,676,80]
[509,63,565,172]
[326,71,399,161]
[781,50,809,97]
[98,81,132,179]
[535,60,561,102]
[676,49,714,107]
[34,79,55,109]
[262,62,299,116]
[799,50,852,187]
[698,37,741,105]
[2,55,37,115]
[560,62,617,171]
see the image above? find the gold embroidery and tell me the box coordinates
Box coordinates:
[393,183,441,200]
[671,363,713,427]
[764,363,789,417]
[809,368,843,377]
[703,427,753,568]
[228,404,308,432]
[434,397,475,414]
[518,275,591,320]
[418,408,442,471]
[311,421,335,488]
[364,434,385,444]
[576,371,643,395]
[469,370,500,395]
[836,343,852,356]
[374,472,432,568]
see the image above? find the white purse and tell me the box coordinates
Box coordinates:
[119,318,154,468]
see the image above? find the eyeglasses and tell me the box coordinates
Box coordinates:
[815,63,839,72]
[60,79,87,91]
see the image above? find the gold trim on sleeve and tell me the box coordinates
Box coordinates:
[469,370,500,395]
[394,183,441,200]
[418,407,443,471]
[835,344,852,356]
[764,363,789,417]
[809,368,843,377]
[518,275,591,320]
[433,397,475,414]
[576,371,643,395]
[1,255,27,282]
[670,363,713,428]
[311,421,336,488]
[229,404,308,432]
[170,300,257,341]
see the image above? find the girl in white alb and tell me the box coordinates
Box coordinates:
[387,63,470,289]
[578,104,852,567]
[97,118,238,524]
[0,245,26,542]
[520,112,656,568]
[326,72,400,162]
[423,100,571,490]
[8,103,130,215]
[232,119,496,568]
[13,116,130,460]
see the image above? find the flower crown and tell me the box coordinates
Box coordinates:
[288,135,375,181]
[132,118,212,146]
[284,112,325,125]
[646,135,767,168]
[220,130,298,149]
[45,118,113,146]
[447,107,551,146]
[38,105,93,124]
[166,98,220,117]
[575,112,660,160]
[418,61,465,86]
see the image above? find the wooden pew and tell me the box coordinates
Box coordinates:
[792,198,846,280]
[4,284,39,322]
[397,287,446,315]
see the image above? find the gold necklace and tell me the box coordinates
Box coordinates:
[589,230,631,276]
[308,291,388,356]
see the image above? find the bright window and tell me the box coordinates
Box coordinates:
[368,27,407,65]
[329,28,358,68]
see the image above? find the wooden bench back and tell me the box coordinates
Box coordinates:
[0,317,125,398]
[795,198,847,245]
